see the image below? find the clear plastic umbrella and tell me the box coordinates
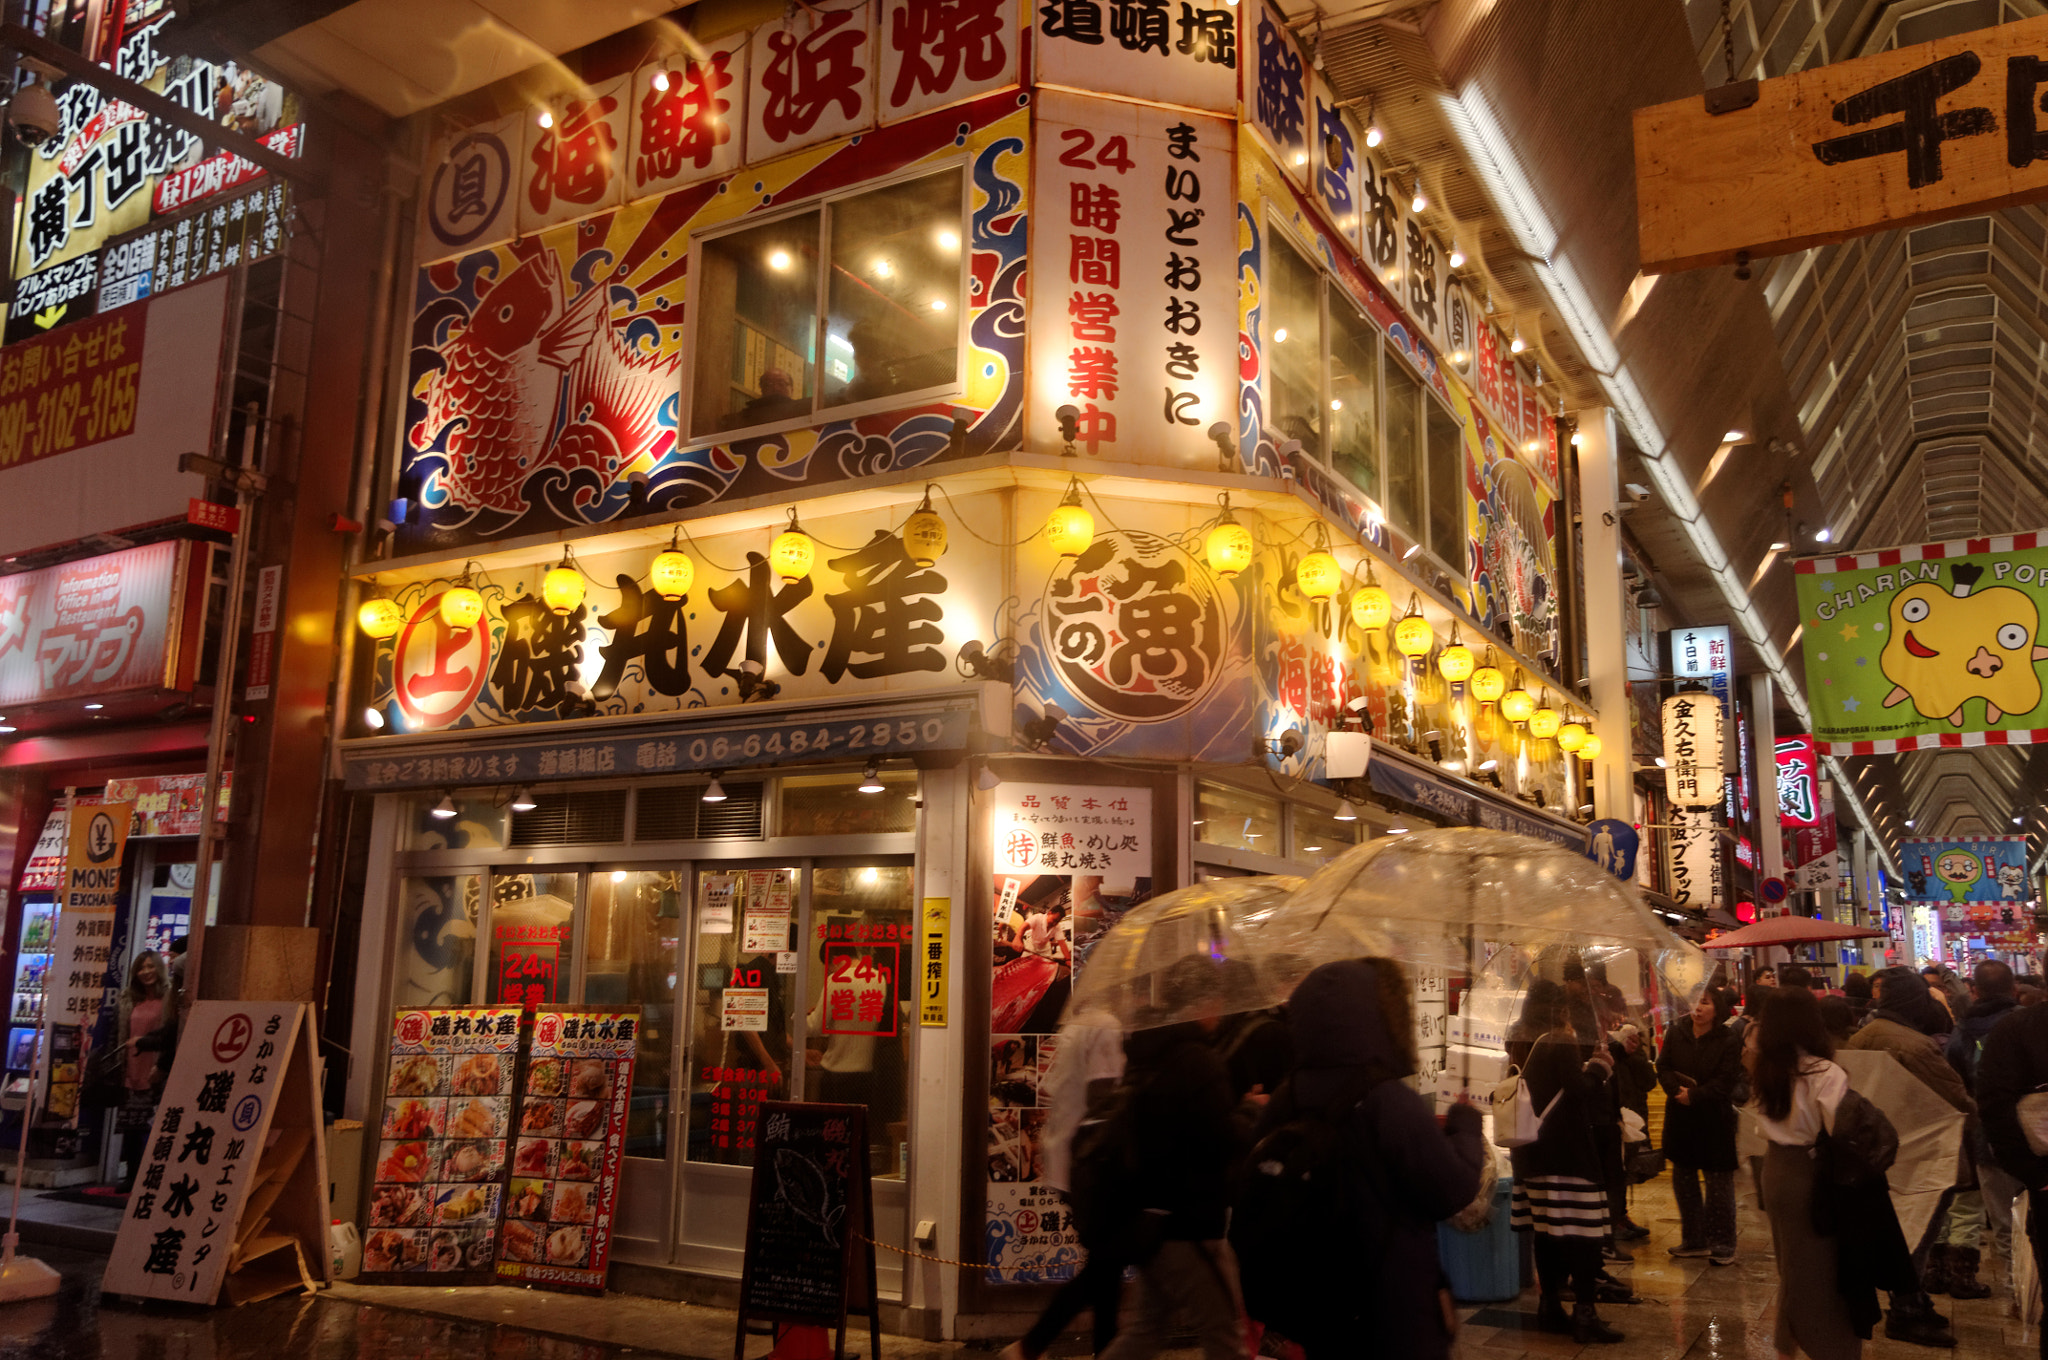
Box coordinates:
[1065,876,1310,1029]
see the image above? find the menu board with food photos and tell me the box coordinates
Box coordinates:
[360,1006,521,1284]
[497,1008,637,1293]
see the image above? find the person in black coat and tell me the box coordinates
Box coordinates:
[1656,988,1744,1263]
[1975,998,2048,1360]
[1248,958,1485,1360]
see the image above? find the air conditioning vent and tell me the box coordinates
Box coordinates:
[509,789,628,846]
[634,782,764,842]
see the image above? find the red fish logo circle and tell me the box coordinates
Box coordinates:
[394,593,490,730]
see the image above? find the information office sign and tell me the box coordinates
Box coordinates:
[500,1009,637,1293]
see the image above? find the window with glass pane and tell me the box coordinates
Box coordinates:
[584,871,680,1158]
[823,169,963,410]
[685,867,798,1167]
[484,871,579,1011]
[1268,236,1324,455]
[1292,806,1357,868]
[806,865,913,1178]
[395,875,479,1009]
[398,793,508,851]
[1426,398,1464,565]
[1384,345,1424,538]
[780,771,917,836]
[1194,782,1281,854]
[1329,301,1380,500]
[691,211,821,438]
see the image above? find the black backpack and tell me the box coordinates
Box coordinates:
[1230,1098,1373,1336]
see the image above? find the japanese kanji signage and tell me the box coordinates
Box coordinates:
[918,897,950,1027]
[1029,92,1236,461]
[1636,12,2048,272]
[0,540,187,706]
[1662,692,1724,808]
[104,1003,328,1304]
[1666,807,1723,914]
[0,305,145,472]
[361,1006,522,1284]
[1794,533,2048,753]
[1671,625,1734,727]
[50,800,131,1037]
[1034,0,1234,112]
[499,1008,638,1294]
[1774,735,1821,829]
[1899,836,2033,906]
[734,1102,880,1338]
[6,256,97,344]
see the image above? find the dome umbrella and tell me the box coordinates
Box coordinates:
[1698,914,1889,950]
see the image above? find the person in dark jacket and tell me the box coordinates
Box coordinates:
[1843,971,1874,1027]
[1976,998,2048,1359]
[1609,1023,1657,1241]
[1509,977,1625,1344]
[1657,988,1744,1264]
[1247,958,1484,1360]
[1934,960,2022,1301]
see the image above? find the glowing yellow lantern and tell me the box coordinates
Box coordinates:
[1500,683,1535,724]
[1529,705,1561,740]
[439,583,485,631]
[1296,551,1341,601]
[357,597,404,640]
[1556,721,1588,753]
[1205,497,1254,579]
[1046,480,1095,557]
[1578,734,1603,760]
[1437,643,1475,683]
[771,511,815,582]
[542,551,585,615]
[1469,665,1506,704]
[649,541,694,601]
[903,490,948,568]
[1393,613,1434,657]
[1350,585,1392,630]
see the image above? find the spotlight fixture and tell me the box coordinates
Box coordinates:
[1265,728,1304,758]
[1815,527,1833,543]
[1448,242,1465,270]
[701,776,728,803]
[736,657,781,703]
[536,107,554,129]
[1509,329,1525,354]
[958,638,1018,683]
[1207,420,1235,471]
[650,69,671,92]
[859,761,886,794]
[1334,799,1358,822]
[510,787,538,812]
[1020,700,1068,751]
[1056,403,1080,455]
[976,766,1004,791]
[431,794,458,820]
[363,706,385,730]
[1410,185,1427,213]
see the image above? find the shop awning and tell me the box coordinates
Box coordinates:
[338,687,992,793]
[1364,746,1588,851]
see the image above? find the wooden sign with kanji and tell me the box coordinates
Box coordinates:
[1636,12,2048,272]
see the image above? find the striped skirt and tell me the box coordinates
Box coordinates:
[1511,1174,1611,1240]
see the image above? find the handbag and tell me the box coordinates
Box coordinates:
[1492,1065,1561,1148]
[81,1040,126,1109]
[1624,1140,1666,1184]
[1813,1088,1899,1187]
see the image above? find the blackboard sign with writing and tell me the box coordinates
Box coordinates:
[733,1102,879,1360]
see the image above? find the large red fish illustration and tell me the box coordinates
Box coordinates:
[411,250,679,517]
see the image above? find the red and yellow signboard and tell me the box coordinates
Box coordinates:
[0,308,144,469]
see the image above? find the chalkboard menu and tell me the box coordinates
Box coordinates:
[734,1102,879,1360]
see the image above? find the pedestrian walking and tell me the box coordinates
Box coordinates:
[1933,959,2021,1301]
[1657,988,1743,1265]
[1974,995,2048,1358]
[1507,978,1626,1344]
[1237,958,1485,1360]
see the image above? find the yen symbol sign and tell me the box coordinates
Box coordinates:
[84,811,121,863]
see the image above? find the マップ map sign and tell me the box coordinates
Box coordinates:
[1637,11,2048,272]
[1794,532,2048,753]
[498,1008,637,1293]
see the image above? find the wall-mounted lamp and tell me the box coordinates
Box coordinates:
[1056,404,1080,456]
[736,657,781,703]
[1021,700,1067,751]
[958,639,1018,683]
[1207,420,1235,472]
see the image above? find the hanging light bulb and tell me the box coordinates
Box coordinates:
[357,596,405,640]
[1365,119,1382,148]
[651,69,671,92]
[542,547,585,615]
[1448,241,1465,270]
[770,508,815,582]
[1468,661,1506,704]
[1392,599,1434,657]
[1499,673,1535,724]
[858,761,885,793]
[1046,478,1095,557]
[1556,721,1587,754]
[430,794,458,820]
[1295,525,1341,601]
[1204,493,1254,579]
[439,566,484,631]
[1436,634,1474,683]
[1528,698,1561,741]
[1410,184,1428,213]
[1509,329,1526,354]
[649,530,694,601]
[510,787,539,812]
[1334,799,1358,821]
[902,487,948,567]
[1350,583,1392,631]
[1578,734,1603,761]
[701,777,728,803]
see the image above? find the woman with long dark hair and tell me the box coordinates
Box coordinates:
[1657,988,1744,1264]
[115,950,172,1191]
[1749,988,1860,1359]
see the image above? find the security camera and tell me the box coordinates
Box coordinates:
[7,85,59,144]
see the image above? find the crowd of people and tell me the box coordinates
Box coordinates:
[992,950,2048,1360]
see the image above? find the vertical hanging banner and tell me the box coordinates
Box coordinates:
[1671,626,1733,728]
[104,1004,328,1305]
[1661,694,1723,807]
[1027,92,1236,462]
[1775,735,1821,828]
[52,800,132,1029]
[1667,808,1724,914]
[360,1006,522,1284]
[500,1008,638,1293]
[986,783,1151,1283]
[918,897,951,1027]
[1794,535,2048,753]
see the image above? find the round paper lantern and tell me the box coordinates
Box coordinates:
[439,584,485,631]
[1578,734,1603,760]
[542,560,585,615]
[770,524,815,582]
[1296,551,1341,601]
[357,597,404,640]
[1350,585,1392,630]
[1529,705,1561,740]
[1556,721,1587,753]
[1046,502,1095,557]
[1205,520,1254,578]
[1468,666,1506,704]
[649,547,694,601]
[903,498,948,567]
[1437,643,1475,682]
[1500,685,1535,724]
[1393,613,1434,656]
